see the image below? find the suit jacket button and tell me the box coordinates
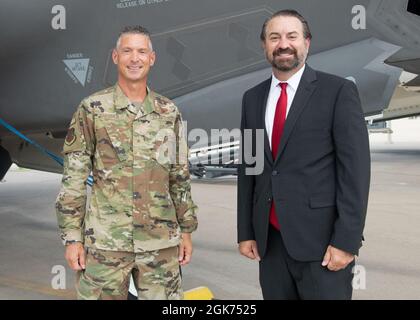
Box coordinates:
[272,170,278,176]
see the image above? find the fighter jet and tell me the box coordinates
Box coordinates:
[1,0,420,179]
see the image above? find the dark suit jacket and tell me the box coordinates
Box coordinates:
[237,65,370,262]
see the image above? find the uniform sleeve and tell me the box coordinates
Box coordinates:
[169,111,198,233]
[55,100,95,245]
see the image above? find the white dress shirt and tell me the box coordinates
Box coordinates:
[265,64,306,149]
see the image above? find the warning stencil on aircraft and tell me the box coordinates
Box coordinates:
[63,55,93,87]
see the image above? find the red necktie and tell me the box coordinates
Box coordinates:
[269,82,288,230]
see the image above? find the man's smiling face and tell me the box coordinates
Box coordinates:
[112,33,155,83]
[262,15,310,73]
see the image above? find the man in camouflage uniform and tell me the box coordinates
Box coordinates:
[55,26,198,300]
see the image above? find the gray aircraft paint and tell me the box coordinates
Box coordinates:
[0,0,419,174]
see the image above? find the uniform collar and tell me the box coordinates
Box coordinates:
[113,83,161,115]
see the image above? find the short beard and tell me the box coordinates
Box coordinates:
[271,57,300,72]
[268,48,304,72]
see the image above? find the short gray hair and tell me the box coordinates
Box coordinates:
[116,25,153,51]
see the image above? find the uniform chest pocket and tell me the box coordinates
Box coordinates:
[148,191,177,222]
[154,129,178,170]
[95,116,131,166]
[136,114,177,168]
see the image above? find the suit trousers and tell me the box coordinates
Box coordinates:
[259,225,355,300]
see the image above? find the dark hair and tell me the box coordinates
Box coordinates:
[260,9,312,41]
[116,25,152,48]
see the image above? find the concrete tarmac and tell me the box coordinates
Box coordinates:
[0,141,420,299]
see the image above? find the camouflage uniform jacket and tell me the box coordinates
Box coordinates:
[55,84,198,252]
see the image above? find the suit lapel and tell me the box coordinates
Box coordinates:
[273,66,318,167]
[257,78,273,166]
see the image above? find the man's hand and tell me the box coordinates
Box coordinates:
[178,233,193,266]
[322,245,354,271]
[65,242,86,271]
[239,240,261,261]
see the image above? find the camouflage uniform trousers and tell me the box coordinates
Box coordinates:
[76,246,183,300]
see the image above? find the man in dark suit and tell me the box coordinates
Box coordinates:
[237,9,370,300]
